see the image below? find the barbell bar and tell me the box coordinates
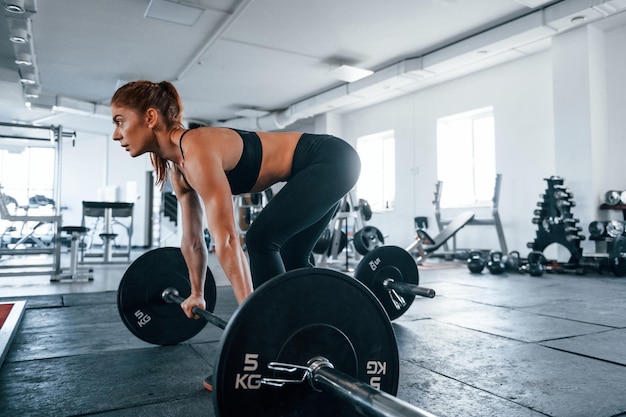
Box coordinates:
[262,357,437,417]
[161,287,227,329]
[383,279,435,298]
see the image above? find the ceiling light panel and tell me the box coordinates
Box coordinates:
[329,65,374,83]
[144,0,205,26]
[2,0,36,14]
[234,108,269,118]
[514,0,555,8]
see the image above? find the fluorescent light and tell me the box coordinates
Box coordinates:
[329,65,374,83]
[9,34,27,43]
[145,0,204,26]
[514,0,554,7]
[4,0,25,13]
[53,96,95,116]
[235,108,269,118]
[5,4,24,13]
[15,53,32,65]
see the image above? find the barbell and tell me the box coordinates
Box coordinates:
[117,247,437,417]
[118,246,435,346]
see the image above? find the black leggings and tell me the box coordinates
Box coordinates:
[245,134,361,288]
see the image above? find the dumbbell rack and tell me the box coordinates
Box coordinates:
[528,176,584,264]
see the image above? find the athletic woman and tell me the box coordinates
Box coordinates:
[110,80,361,365]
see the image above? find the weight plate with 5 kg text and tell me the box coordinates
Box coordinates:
[214,268,399,417]
[117,247,217,345]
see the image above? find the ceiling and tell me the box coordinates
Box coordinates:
[0,0,625,139]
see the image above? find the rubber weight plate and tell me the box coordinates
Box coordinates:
[117,247,217,345]
[214,268,399,417]
[354,246,419,321]
[353,226,385,255]
[327,230,348,256]
[312,228,331,254]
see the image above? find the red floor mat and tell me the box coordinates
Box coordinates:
[0,303,13,329]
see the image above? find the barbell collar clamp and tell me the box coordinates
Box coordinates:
[261,362,312,388]
[383,279,436,298]
[388,288,407,311]
[161,287,228,329]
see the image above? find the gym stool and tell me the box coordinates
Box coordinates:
[52,226,93,282]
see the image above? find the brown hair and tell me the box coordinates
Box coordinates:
[111,80,185,188]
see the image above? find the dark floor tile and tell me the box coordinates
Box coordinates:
[398,361,548,417]
[541,328,626,365]
[394,320,626,417]
[89,396,216,417]
[399,295,610,343]
[519,296,626,328]
[0,345,213,416]
[189,340,220,366]
[0,294,64,309]
[7,303,224,362]
[63,291,117,306]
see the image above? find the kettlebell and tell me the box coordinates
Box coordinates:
[467,250,485,274]
[487,251,505,275]
[505,250,521,272]
[527,251,546,277]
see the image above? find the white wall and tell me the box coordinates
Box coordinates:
[342,50,555,254]
[60,133,108,226]
[59,131,153,248]
[604,23,626,206]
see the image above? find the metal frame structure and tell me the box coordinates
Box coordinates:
[0,122,75,279]
[433,173,508,254]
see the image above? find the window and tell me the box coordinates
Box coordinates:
[436,107,495,208]
[0,146,55,205]
[356,130,395,211]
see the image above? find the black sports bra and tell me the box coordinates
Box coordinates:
[179,128,262,195]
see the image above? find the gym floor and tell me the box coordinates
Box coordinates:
[0,251,625,417]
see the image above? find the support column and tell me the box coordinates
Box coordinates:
[314,113,343,137]
[552,25,607,253]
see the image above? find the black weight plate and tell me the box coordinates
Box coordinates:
[327,230,347,256]
[359,198,372,221]
[353,226,385,255]
[354,246,418,321]
[606,220,625,238]
[610,236,626,277]
[588,221,606,238]
[312,228,331,254]
[214,268,399,417]
[605,190,622,205]
[117,247,217,345]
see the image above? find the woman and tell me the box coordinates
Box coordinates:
[110,80,361,319]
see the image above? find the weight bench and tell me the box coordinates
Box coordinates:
[406,211,475,263]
